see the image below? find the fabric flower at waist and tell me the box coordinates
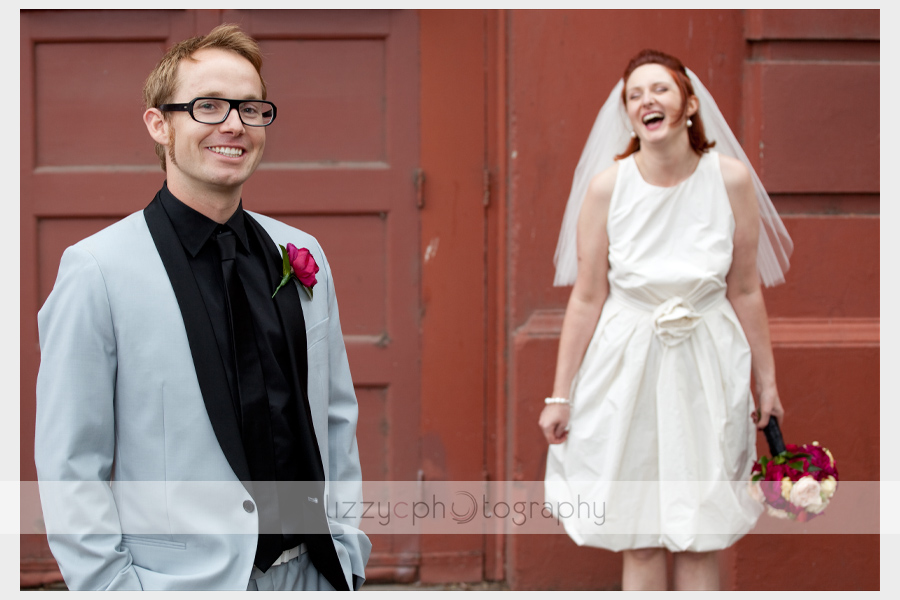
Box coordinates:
[651,296,702,346]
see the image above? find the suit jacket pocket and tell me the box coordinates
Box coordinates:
[120,534,186,551]
[306,318,329,350]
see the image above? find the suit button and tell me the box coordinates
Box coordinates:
[243,500,255,513]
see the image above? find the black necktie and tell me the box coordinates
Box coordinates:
[215,229,283,571]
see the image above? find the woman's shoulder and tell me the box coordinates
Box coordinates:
[587,161,621,201]
[714,152,757,218]
[716,152,752,190]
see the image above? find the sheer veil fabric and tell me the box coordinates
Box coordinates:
[552,68,793,288]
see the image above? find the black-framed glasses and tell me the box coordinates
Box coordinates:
[158,97,277,127]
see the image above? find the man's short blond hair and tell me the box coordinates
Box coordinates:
[142,24,267,171]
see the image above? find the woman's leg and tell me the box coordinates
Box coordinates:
[672,550,719,591]
[622,548,667,590]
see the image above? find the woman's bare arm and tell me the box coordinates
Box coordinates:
[721,154,785,429]
[539,164,616,443]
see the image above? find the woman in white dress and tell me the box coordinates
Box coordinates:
[539,50,790,590]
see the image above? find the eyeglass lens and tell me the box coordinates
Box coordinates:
[192,98,275,126]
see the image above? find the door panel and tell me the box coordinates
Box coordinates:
[261,38,389,162]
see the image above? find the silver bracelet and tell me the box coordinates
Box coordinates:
[544,397,571,406]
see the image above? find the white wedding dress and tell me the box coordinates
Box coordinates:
[545,151,763,552]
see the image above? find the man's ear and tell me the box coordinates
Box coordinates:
[143,108,169,145]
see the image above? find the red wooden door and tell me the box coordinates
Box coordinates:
[20,9,423,586]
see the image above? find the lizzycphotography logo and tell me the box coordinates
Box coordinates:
[324,491,606,530]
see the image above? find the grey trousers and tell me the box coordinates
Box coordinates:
[247,552,338,591]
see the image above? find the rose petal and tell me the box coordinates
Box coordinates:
[290,247,319,288]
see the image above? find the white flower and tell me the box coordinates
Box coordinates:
[807,499,829,514]
[747,480,765,504]
[766,505,791,520]
[781,477,793,501]
[651,297,702,346]
[820,476,837,500]
[789,475,822,508]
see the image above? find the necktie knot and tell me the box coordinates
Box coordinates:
[215,229,236,262]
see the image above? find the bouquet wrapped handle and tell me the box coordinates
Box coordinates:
[763,417,786,456]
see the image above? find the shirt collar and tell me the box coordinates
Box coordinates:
[159,182,250,257]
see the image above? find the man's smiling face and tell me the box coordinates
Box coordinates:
[162,47,267,199]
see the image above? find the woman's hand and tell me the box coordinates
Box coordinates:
[539,404,571,444]
[755,385,785,429]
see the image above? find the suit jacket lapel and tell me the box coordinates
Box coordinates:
[143,196,251,486]
[244,214,327,483]
[246,215,349,591]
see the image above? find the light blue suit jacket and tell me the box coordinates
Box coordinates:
[34,204,371,590]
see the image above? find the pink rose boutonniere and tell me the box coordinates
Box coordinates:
[272,243,319,300]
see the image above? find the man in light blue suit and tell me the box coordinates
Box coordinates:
[34,24,370,590]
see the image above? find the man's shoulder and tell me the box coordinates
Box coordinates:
[73,211,150,254]
[46,211,155,301]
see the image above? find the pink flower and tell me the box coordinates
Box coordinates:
[766,463,788,482]
[272,243,320,299]
[760,480,784,505]
[806,445,839,479]
[287,243,319,288]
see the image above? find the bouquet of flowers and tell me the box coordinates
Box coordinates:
[748,418,839,521]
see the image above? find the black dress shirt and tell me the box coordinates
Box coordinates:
[158,183,305,554]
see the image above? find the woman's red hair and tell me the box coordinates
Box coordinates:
[615,49,715,160]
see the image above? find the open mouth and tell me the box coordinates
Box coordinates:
[208,146,244,158]
[642,111,665,126]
